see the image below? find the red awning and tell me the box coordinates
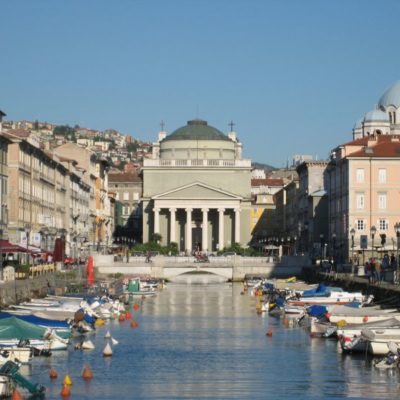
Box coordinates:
[0,239,28,253]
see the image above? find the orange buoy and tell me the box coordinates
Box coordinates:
[363,315,369,323]
[266,329,273,337]
[125,312,132,320]
[133,303,140,311]
[82,365,94,380]
[11,389,23,400]
[118,314,125,322]
[63,374,72,385]
[130,320,139,329]
[49,368,58,379]
[60,384,71,397]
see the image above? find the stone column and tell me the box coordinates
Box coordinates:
[185,208,193,253]
[153,207,160,234]
[234,208,241,244]
[218,208,225,251]
[169,208,176,243]
[202,208,209,252]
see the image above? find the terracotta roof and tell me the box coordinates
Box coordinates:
[108,172,142,183]
[251,178,284,187]
[4,128,31,138]
[349,136,400,157]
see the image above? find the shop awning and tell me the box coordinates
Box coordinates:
[0,239,28,253]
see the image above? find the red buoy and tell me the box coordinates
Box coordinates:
[130,320,139,329]
[125,312,132,320]
[118,314,125,322]
[11,389,23,400]
[60,384,71,397]
[266,329,273,337]
[82,365,94,380]
[133,303,140,311]
[49,368,58,379]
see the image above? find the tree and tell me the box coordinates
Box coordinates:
[127,142,139,153]
[150,233,162,243]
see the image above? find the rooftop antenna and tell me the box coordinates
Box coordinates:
[228,120,235,132]
[160,120,165,131]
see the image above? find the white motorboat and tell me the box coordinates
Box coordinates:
[287,291,366,306]
[0,374,13,398]
[336,317,400,338]
[0,347,32,364]
[328,308,400,324]
[362,328,400,355]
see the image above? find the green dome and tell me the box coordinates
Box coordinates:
[163,119,230,142]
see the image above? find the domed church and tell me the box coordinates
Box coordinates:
[353,81,400,139]
[142,119,252,252]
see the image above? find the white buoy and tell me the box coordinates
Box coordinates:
[111,337,119,345]
[103,341,113,357]
[82,340,95,350]
[105,330,111,339]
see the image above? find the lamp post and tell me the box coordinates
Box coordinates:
[332,232,336,260]
[394,223,400,284]
[320,234,324,264]
[350,228,355,275]
[370,225,377,261]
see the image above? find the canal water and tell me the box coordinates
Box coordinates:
[25,283,400,399]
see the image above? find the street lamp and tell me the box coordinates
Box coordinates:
[332,232,336,260]
[370,225,377,260]
[394,223,400,284]
[350,228,355,275]
[320,234,324,263]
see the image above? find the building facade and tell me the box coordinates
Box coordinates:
[108,171,143,243]
[142,119,252,252]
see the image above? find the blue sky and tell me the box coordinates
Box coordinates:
[1,0,400,167]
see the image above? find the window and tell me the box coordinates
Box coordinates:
[356,220,365,230]
[378,169,386,183]
[123,205,130,215]
[133,193,139,200]
[379,219,388,230]
[115,192,119,200]
[378,193,387,209]
[356,193,365,209]
[123,192,129,201]
[356,169,364,183]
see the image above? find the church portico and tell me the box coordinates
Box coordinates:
[151,198,242,252]
[142,119,252,251]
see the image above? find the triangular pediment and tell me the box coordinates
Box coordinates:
[152,182,242,200]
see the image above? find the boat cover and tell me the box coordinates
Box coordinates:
[0,312,70,329]
[307,305,328,318]
[302,284,343,297]
[0,317,47,340]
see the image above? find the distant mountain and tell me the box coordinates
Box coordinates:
[251,161,277,172]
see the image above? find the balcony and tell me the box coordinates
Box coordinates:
[143,159,251,168]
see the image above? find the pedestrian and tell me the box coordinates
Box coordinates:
[374,258,381,284]
[370,258,376,284]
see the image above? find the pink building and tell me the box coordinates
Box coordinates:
[328,134,400,263]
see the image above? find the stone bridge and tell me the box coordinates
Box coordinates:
[94,254,311,281]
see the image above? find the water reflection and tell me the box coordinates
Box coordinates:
[24,283,400,399]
